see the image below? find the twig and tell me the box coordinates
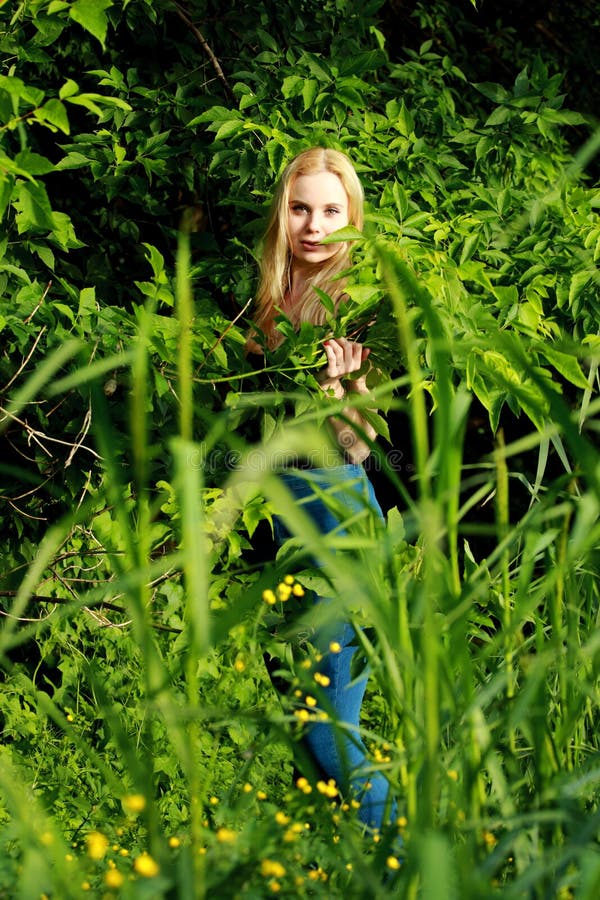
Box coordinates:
[195,296,253,374]
[172,1,235,101]
[0,591,183,634]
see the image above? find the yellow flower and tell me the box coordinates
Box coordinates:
[216,827,237,843]
[243,782,253,793]
[209,795,219,806]
[397,815,408,828]
[277,583,292,601]
[105,869,125,889]
[316,779,338,798]
[292,583,305,597]
[86,831,109,860]
[168,836,181,848]
[482,830,497,848]
[257,790,267,800]
[314,672,330,687]
[262,589,277,605]
[122,793,146,815]
[294,709,310,722]
[268,880,281,893]
[447,769,459,782]
[275,811,290,826]
[134,852,160,877]
[329,641,342,654]
[386,855,402,871]
[305,695,317,708]
[283,575,295,586]
[260,859,286,878]
[296,777,312,794]
[234,658,246,672]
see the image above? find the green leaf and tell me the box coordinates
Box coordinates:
[59,79,79,99]
[13,182,55,233]
[14,151,55,176]
[302,79,318,111]
[69,0,113,48]
[281,75,303,99]
[33,99,70,134]
[320,225,363,244]
[539,346,590,389]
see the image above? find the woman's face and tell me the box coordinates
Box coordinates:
[287,171,350,267]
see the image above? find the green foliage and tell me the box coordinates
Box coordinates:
[0,0,599,898]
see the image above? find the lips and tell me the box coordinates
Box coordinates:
[300,241,321,250]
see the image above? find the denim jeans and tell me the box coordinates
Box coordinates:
[273,464,395,831]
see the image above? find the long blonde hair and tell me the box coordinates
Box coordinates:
[250,147,364,349]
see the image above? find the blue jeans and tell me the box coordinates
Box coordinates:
[273,464,395,831]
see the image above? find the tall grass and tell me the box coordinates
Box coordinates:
[0,233,599,899]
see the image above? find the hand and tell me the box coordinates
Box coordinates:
[322,338,370,380]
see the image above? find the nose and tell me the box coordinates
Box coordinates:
[306,212,321,233]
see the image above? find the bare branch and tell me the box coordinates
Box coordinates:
[172,1,235,101]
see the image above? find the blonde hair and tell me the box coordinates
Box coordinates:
[250,147,363,349]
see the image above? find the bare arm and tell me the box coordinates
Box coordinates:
[318,338,377,464]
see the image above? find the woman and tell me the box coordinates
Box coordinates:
[249,147,395,832]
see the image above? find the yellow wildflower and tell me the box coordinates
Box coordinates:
[134,852,160,877]
[268,880,281,893]
[316,779,338,798]
[275,811,290,826]
[86,831,108,860]
[314,672,331,687]
[243,782,253,793]
[262,589,277,605]
[234,658,246,672]
[105,869,125,889]
[122,794,146,815]
[292,583,305,597]
[260,859,286,878]
[305,695,317,708]
[295,709,310,722]
[296,777,312,794]
[386,855,402,871]
[329,641,342,654]
[169,836,181,848]
[216,827,237,843]
[482,830,497,848]
[283,575,295,585]
[257,790,267,800]
[277,583,292,601]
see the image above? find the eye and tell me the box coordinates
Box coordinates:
[290,203,308,213]
[326,207,341,215]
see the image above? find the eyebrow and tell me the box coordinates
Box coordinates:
[288,199,346,208]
